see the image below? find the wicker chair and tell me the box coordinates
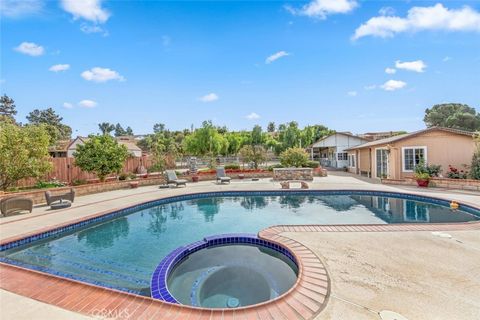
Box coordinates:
[0,196,33,216]
[45,188,75,206]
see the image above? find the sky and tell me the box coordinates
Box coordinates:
[1,0,480,136]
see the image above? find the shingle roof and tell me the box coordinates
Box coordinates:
[345,127,475,151]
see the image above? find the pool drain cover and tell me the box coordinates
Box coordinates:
[227,297,240,308]
[379,310,408,320]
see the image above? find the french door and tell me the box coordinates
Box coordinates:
[376,149,388,178]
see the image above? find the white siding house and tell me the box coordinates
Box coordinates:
[307,133,370,169]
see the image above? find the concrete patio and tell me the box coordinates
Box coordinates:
[1,173,479,320]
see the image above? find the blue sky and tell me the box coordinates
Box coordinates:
[1,0,479,136]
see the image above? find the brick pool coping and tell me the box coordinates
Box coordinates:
[1,190,479,320]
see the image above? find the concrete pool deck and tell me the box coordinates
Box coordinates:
[1,173,479,319]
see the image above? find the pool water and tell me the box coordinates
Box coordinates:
[167,245,298,308]
[1,194,477,296]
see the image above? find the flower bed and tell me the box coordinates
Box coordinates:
[382,177,480,191]
[196,169,269,175]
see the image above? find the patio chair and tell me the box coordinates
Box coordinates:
[216,167,231,184]
[45,188,75,206]
[165,170,187,187]
[0,196,33,216]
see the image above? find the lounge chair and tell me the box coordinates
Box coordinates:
[0,196,33,216]
[165,170,187,187]
[45,188,75,206]
[216,167,231,184]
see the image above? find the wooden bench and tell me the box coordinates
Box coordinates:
[280,180,309,189]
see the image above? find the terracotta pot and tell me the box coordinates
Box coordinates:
[416,179,430,187]
[191,176,199,183]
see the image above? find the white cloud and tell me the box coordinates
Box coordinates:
[0,0,43,17]
[381,80,407,91]
[395,60,427,72]
[246,112,260,120]
[63,102,74,109]
[199,93,219,102]
[385,67,396,74]
[265,51,290,64]
[78,100,97,108]
[49,64,70,72]
[80,23,108,36]
[379,7,395,16]
[442,56,452,62]
[364,84,376,90]
[286,0,357,19]
[347,91,357,96]
[60,0,109,23]
[81,67,125,82]
[353,3,480,40]
[14,42,44,56]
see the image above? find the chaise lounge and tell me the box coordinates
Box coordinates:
[216,167,231,184]
[45,188,76,206]
[0,196,33,217]
[165,170,187,187]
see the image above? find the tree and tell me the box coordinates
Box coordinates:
[153,123,166,133]
[74,135,129,182]
[114,123,127,136]
[0,94,17,123]
[280,147,309,167]
[471,133,480,180]
[26,108,72,143]
[125,126,134,136]
[239,145,267,169]
[183,121,227,157]
[267,122,276,133]
[424,103,480,132]
[250,125,265,146]
[98,122,115,135]
[0,122,52,190]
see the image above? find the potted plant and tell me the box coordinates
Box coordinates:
[414,172,431,187]
[414,159,430,187]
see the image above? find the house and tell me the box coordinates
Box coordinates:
[307,132,370,169]
[345,127,475,179]
[66,136,142,158]
[358,131,406,141]
[48,140,72,158]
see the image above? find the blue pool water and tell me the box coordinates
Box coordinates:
[1,192,478,296]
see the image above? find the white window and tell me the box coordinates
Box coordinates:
[402,147,427,172]
[337,152,348,160]
[348,154,356,167]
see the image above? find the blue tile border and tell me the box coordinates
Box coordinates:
[149,233,299,304]
[1,190,479,253]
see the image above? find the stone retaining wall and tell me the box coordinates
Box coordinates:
[273,168,313,181]
[382,177,480,191]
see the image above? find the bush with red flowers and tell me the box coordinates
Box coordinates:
[446,165,469,179]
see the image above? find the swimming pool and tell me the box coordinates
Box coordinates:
[1,190,478,298]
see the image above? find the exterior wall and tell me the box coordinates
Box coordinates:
[67,138,84,158]
[352,130,475,179]
[391,131,474,179]
[311,134,368,169]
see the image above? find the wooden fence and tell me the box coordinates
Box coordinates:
[18,156,153,187]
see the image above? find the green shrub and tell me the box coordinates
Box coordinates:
[267,164,284,171]
[471,152,480,180]
[426,164,442,177]
[280,147,309,167]
[34,179,65,189]
[129,172,137,180]
[305,160,320,168]
[118,172,129,181]
[72,179,87,186]
[224,163,240,170]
